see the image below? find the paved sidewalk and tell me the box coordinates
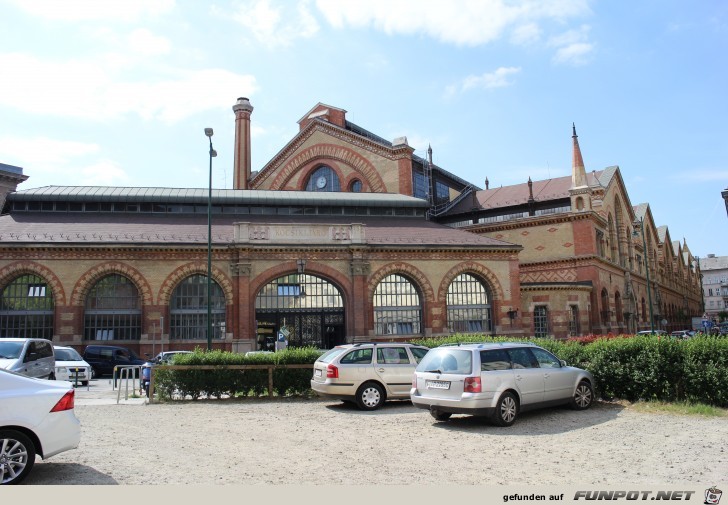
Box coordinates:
[71,376,146,406]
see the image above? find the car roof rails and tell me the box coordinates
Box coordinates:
[439,341,487,347]
[352,342,379,347]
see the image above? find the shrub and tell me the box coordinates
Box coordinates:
[153,347,323,400]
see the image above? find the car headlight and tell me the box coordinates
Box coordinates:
[56,367,67,373]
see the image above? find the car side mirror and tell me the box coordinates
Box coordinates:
[560,360,567,367]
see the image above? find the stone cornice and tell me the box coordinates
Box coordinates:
[521,283,593,292]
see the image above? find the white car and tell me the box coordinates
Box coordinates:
[150,350,193,364]
[0,368,81,484]
[53,346,93,386]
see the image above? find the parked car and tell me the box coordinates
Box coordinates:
[0,368,81,484]
[410,342,595,426]
[636,330,667,336]
[0,338,55,379]
[310,342,430,410]
[53,346,93,385]
[82,345,146,377]
[148,350,193,364]
[669,330,693,340]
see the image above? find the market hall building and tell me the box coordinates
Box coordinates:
[0,98,702,355]
[0,99,523,355]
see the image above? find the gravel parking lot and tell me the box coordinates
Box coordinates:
[22,380,728,486]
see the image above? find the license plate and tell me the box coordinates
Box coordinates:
[315,369,322,377]
[426,380,450,390]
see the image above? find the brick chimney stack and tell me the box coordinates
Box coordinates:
[232,97,254,190]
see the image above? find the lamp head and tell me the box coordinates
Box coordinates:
[204,128,214,137]
[210,149,218,158]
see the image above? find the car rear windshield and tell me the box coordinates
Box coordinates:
[55,348,83,361]
[0,341,23,359]
[317,347,348,364]
[416,348,472,375]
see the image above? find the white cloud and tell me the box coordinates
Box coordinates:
[0,136,132,186]
[230,0,319,49]
[446,66,521,97]
[128,29,172,56]
[0,53,258,123]
[511,23,541,45]
[0,136,100,166]
[80,161,131,185]
[5,0,175,22]
[315,0,590,46]
[548,25,594,65]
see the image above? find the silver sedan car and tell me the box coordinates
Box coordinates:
[0,369,81,484]
[410,342,595,426]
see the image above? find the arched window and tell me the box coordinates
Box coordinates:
[0,274,54,338]
[373,274,422,335]
[85,274,141,341]
[601,288,610,325]
[170,275,226,340]
[615,291,623,323]
[607,214,616,262]
[446,273,492,333]
[305,165,340,192]
[349,179,363,193]
[255,274,344,349]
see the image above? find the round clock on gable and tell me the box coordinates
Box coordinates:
[316,176,327,189]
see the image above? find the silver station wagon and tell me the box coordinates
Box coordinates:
[410,342,595,426]
[311,342,430,410]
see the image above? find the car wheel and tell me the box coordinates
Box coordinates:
[570,380,594,410]
[81,381,89,386]
[492,391,519,427]
[430,409,452,422]
[0,429,36,485]
[355,382,385,410]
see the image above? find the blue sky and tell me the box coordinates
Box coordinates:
[0,0,726,258]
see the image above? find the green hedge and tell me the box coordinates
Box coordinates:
[153,336,728,407]
[409,334,728,407]
[153,347,323,400]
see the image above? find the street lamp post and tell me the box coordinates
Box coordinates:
[633,217,655,334]
[204,128,217,351]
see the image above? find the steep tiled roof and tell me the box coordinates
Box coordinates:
[0,213,518,248]
[472,170,604,210]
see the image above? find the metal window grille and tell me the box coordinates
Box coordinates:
[446,273,492,333]
[534,306,549,338]
[568,305,580,336]
[0,274,54,338]
[373,274,422,335]
[413,171,428,200]
[84,274,141,341]
[170,275,226,340]
[305,165,341,192]
[256,274,343,311]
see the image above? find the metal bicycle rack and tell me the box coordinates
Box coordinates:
[113,365,142,404]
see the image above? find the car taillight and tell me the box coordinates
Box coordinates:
[326,364,338,378]
[50,389,75,412]
[463,377,482,393]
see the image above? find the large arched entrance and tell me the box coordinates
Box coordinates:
[255,273,345,350]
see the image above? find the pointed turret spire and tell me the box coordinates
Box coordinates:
[485,177,489,190]
[427,144,433,165]
[571,123,588,189]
